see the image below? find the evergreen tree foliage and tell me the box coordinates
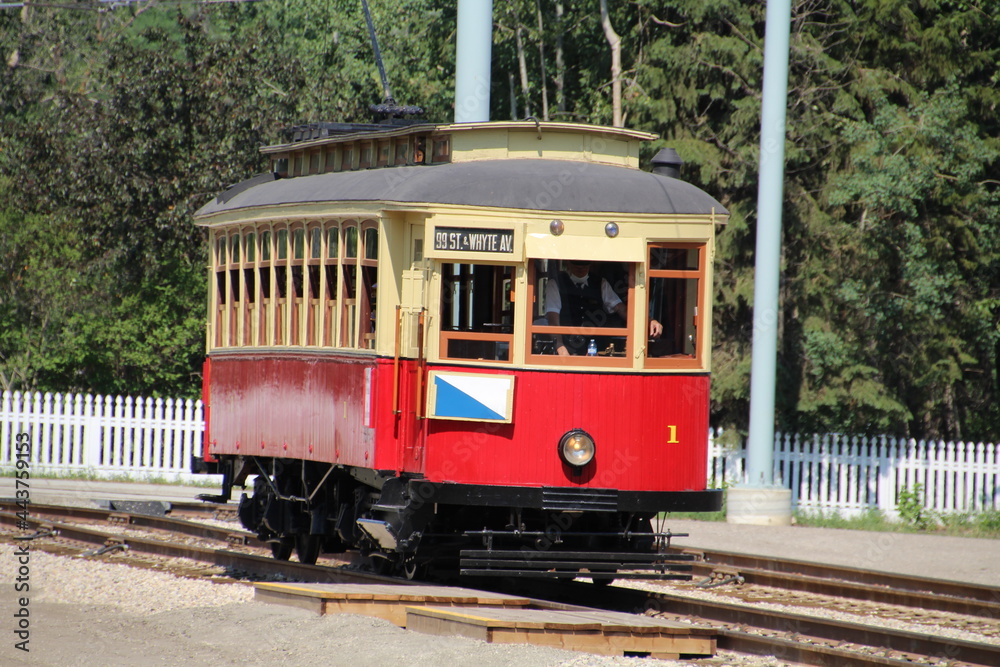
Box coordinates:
[0,1,997,439]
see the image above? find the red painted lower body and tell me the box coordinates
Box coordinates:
[414,364,709,493]
[205,352,709,494]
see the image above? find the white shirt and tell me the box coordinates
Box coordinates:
[544,273,622,315]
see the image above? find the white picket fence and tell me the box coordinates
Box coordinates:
[709,431,1000,518]
[0,390,205,483]
[1,390,998,516]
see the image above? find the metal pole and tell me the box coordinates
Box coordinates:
[361,0,394,104]
[746,0,792,487]
[454,0,493,123]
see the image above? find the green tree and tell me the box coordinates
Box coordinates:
[1,7,306,397]
[824,88,1000,437]
[624,0,999,440]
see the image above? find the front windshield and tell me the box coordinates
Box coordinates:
[528,259,633,363]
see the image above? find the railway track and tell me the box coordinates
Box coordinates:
[0,502,386,585]
[677,547,1000,619]
[3,500,998,666]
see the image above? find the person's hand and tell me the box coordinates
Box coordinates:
[556,344,570,356]
[649,319,663,339]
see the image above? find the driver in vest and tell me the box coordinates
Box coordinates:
[545,260,629,356]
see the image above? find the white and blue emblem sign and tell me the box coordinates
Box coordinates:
[427,371,515,423]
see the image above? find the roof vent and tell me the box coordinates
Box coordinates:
[651,148,684,179]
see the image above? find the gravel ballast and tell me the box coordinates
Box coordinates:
[1,544,781,667]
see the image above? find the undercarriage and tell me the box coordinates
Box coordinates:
[203,456,718,580]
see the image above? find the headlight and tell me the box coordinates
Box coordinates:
[559,429,596,467]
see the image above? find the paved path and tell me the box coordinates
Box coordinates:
[662,518,998,587]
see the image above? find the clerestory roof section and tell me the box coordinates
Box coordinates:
[194,159,728,222]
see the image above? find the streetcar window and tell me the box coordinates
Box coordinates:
[361,264,377,349]
[364,228,378,260]
[244,269,256,304]
[240,232,259,345]
[214,269,226,348]
[645,243,705,367]
[290,265,303,345]
[525,259,634,366]
[345,226,358,258]
[323,263,338,347]
[228,266,240,347]
[276,228,288,261]
[310,227,322,261]
[208,218,380,353]
[358,223,378,349]
[394,141,409,165]
[260,231,271,262]
[439,263,514,363]
[245,232,255,263]
[341,265,357,347]
[259,230,273,345]
[327,226,339,259]
[432,137,450,163]
[307,265,321,345]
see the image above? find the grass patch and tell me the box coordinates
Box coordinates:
[661,490,1000,539]
[662,509,727,522]
[793,508,1000,539]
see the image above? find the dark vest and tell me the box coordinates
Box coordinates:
[556,273,607,327]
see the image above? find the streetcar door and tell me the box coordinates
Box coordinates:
[398,222,428,471]
[400,223,428,358]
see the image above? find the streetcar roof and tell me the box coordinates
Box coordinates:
[195,159,728,220]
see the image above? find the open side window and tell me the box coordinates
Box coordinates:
[525,259,634,367]
[645,243,705,369]
[438,263,514,363]
[359,222,378,350]
[207,218,377,352]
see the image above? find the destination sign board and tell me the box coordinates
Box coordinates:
[433,227,514,254]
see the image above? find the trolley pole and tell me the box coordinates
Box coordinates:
[729,0,794,524]
[454,0,493,123]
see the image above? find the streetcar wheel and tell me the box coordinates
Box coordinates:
[295,534,322,565]
[402,557,419,580]
[270,537,293,561]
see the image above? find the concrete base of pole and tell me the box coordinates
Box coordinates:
[726,486,793,525]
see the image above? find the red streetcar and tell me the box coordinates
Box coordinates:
[193,120,728,580]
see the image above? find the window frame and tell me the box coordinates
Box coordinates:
[207,217,380,353]
[240,227,258,346]
[438,262,516,365]
[524,259,635,368]
[643,242,706,370]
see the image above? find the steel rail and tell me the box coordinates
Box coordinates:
[0,510,394,585]
[0,501,257,547]
[679,548,1000,618]
[545,581,1000,667]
